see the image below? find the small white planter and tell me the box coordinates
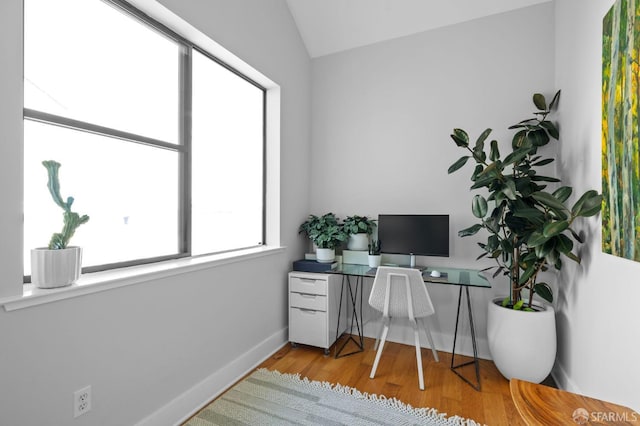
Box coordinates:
[368,255,381,267]
[315,248,336,263]
[347,234,369,251]
[31,246,83,289]
[487,297,556,383]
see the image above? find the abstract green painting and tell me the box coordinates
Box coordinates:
[602,0,640,262]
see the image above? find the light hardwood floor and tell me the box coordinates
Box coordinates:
[256,336,526,426]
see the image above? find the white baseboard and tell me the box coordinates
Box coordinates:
[136,327,288,426]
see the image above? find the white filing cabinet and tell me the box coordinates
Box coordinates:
[288,271,346,354]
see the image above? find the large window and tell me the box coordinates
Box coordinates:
[23,0,265,277]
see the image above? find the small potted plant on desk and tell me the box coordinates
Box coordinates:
[368,240,382,267]
[30,160,90,288]
[342,215,377,251]
[299,213,348,263]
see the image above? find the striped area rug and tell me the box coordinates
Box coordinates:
[185,368,482,426]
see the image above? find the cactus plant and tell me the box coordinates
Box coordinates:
[42,160,90,250]
[368,240,381,255]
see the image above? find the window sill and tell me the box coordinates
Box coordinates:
[1,245,285,312]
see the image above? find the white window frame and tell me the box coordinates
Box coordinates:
[0,0,281,304]
[23,0,272,278]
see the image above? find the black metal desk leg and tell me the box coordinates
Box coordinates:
[450,285,481,391]
[335,275,364,358]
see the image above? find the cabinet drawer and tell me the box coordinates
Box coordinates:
[289,276,328,295]
[289,307,328,348]
[290,292,327,311]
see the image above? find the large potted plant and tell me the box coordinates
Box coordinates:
[31,160,90,288]
[447,91,602,383]
[299,213,348,263]
[342,215,377,250]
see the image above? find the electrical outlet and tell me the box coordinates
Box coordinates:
[73,386,91,418]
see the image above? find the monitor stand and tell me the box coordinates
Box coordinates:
[409,253,416,268]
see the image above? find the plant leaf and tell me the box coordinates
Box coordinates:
[548,90,561,110]
[527,128,550,146]
[476,128,492,148]
[518,263,536,285]
[503,147,531,166]
[532,191,567,212]
[448,156,470,174]
[555,233,574,254]
[458,223,483,237]
[451,128,469,147]
[534,282,553,303]
[553,186,573,203]
[572,190,603,217]
[527,231,549,247]
[502,179,518,200]
[540,120,560,139]
[543,220,569,238]
[533,93,547,110]
[472,194,488,218]
[532,157,554,167]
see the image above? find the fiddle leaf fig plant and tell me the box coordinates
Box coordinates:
[448,91,602,310]
[42,160,90,250]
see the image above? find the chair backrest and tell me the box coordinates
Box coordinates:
[368,266,435,319]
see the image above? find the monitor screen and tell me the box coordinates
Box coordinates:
[377,214,449,257]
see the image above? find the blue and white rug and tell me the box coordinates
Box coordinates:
[185,368,483,425]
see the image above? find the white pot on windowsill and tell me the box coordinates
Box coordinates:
[31,246,83,289]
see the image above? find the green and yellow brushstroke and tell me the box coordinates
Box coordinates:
[602,0,640,261]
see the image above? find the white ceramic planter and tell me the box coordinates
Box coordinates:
[487,297,556,383]
[31,246,83,288]
[315,248,336,263]
[368,255,381,267]
[347,233,369,251]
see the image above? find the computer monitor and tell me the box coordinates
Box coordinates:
[377,214,450,258]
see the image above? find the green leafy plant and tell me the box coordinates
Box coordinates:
[448,91,602,310]
[368,240,381,255]
[42,160,90,250]
[299,213,348,249]
[342,215,377,236]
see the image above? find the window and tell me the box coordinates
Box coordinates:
[23,0,265,277]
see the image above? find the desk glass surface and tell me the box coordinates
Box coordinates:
[331,264,491,288]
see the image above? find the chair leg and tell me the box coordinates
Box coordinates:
[370,318,390,380]
[411,319,425,390]
[421,317,439,362]
[373,316,385,351]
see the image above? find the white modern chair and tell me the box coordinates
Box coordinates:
[368,266,439,390]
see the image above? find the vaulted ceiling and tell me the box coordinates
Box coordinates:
[285,0,553,58]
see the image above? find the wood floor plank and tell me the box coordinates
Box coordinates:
[255,336,525,425]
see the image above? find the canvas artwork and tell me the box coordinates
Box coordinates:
[602,0,640,262]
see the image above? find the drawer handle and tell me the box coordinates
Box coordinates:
[300,294,317,299]
[300,278,317,283]
[299,309,317,315]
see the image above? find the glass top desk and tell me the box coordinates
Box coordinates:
[328,263,491,391]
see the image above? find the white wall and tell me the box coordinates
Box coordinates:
[555,0,640,411]
[310,4,555,358]
[0,1,311,425]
